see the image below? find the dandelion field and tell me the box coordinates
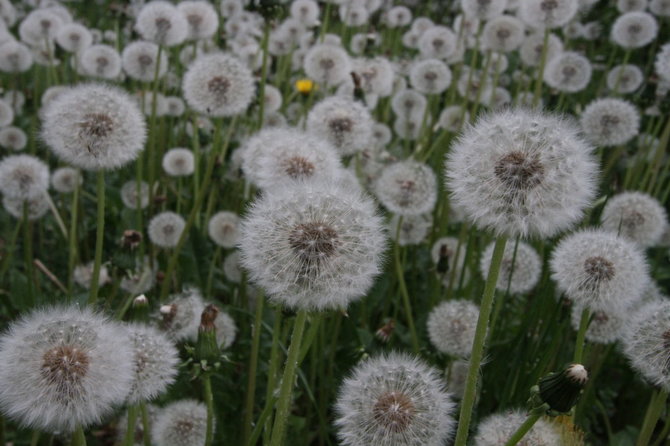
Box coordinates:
[0,0,670,445]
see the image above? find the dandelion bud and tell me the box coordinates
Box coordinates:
[122,229,143,250]
[537,364,588,413]
[375,319,395,343]
[196,304,221,366]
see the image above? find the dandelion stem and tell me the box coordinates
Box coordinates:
[140,402,152,446]
[243,292,265,445]
[636,389,668,446]
[23,204,35,307]
[203,373,215,446]
[67,183,80,297]
[532,28,550,108]
[269,310,309,446]
[573,308,590,364]
[453,236,508,446]
[395,218,420,354]
[122,405,139,446]
[503,411,542,446]
[71,426,86,446]
[88,170,106,306]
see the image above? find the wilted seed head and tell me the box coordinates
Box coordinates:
[335,353,456,446]
[550,229,649,313]
[580,98,640,147]
[0,306,134,432]
[600,191,667,247]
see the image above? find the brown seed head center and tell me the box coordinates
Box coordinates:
[283,156,316,178]
[584,256,615,282]
[494,151,545,190]
[320,58,335,71]
[187,14,203,27]
[289,222,338,261]
[138,54,153,67]
[541,0,559,11]
[42,345,89,383]
[80,113,114,139]
[208,76,231,98]
[373,391,415,433]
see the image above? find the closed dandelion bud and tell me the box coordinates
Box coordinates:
[159,287,206,342]
[0,307,134,432]
[600,191,667,247]
[0,154,49,200]
[132,294,150,320]
[335,353,456,446]
[474,409,562,445]
[239,180,386,311]
[182,53,255,117]
[550,229,649,313]
[135,1,188,47]
[611,11,658,49]
[151,400,210,446]
[519,0,578,28]
[538,364,588,413]
[304,43,352,87]
[544,51,592,93]
[42,83,146,171]
[0,126,27,151]
[126,323,179,404]
[445,108,598,238]
[480,240,541,294]
[580,98,640,147]
[148,211,186,248]
[196,304,221,366]
[375,160,437,216]
[306,96,373,156]
[427,299,480,358]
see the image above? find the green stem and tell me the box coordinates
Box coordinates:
[140,402,152,446]
[88,171,106,305]
[243,292,265,445]
[637,389,669,446]
[67,183,79,297]
[532,28,550,108]
[122,405,139,446]
[23,204,35,307]
[453,236,508,446]
[394,218,420,354]
[203,373,215,446]
[573,308,590,364]
[71,426,86,446]
[503,412,542,446]
[269,310,309,446]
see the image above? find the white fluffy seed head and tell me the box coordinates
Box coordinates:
[0,154,49,200]
[352,57,394,96]
[580,97,640,147]
[125,323,179,404]
[0,98,13,126]
[0,306,134,432]
[306,96,373,156]
[418,25,457,59]
[650,0,670,15]
[409,58,452,95]
[120,257,156,295]
[223,251,242,283]
[655,43,670,83]
[159,287,206,342]
[611,11,658,49]
[79,44,122,79]
[389,213,432,246]
[121,180,150,210]
[241,127,343,190]
[51,167,82,194]
[148,211,186,248]
[480,240,541,294]
[56,23,92,53]
[482,15,525,52]
[617,0,649,12]
[135,1,188,47]
[0,126,27,151]
[571,303,627,344]
[375,160,437,216]
[73,261,110,289]
[182,52,255,117]
[207,211,240,248]
[335,352,456,446]
[0,41,33,73]
[122,40,168,82]
[177,1,219,41]
[304,43,352,87]
[18,9,63,46]
[473,409,562,445]
[445,108,598,239]
[291,0,320,26]
[520,32,563,67]
[600,191,667,247]
[386,6,413,27]
[427,299,480,358]
[41,83,147,171]
[162,148,194,177]
[391,89,427,121]
[3,194,49,220]
[550,228,649,313]
[214,309,237,349]
[151,400,209,446]
[607,64,643,93]
[519,0,578,28]
[239,180,387,311]
[461,0,507,20]
[544,51,593,93]
[438,105,468,132]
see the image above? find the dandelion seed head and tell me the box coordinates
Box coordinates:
[159,288,206,342]
[418,25,457,59]
[606,64,643,93]
[307,96,373,156]
[177,1,219,41]
[122,40,168,82]
[391,89,427,121]
[544,51,592,93]
[389,213,432,246]
[520,32,563,67]
[409,58,452,95]
[0,154,49,200]
[427,300,480,358]
[73,261,110,290]
[79,44,122,79]
[304,43,351,87]
[519,0,579,28]
[0,126,27,151]
[611,11,658,49]
[474,409,562,445]
[151,400,209,446]
[56,23,92,53]
[480,240,541,294]
[148,211,185,249]
[580,97,640,147]
[482,15,525,53]
[0,41,33,73]
[162,148,194,177]
[600,191,667,247]
[461,0,508,20]
[2,194,50,220]
[135,1,188,47]
[375,160,437,216]
[207,211,240,249]
[214,309,237,350]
